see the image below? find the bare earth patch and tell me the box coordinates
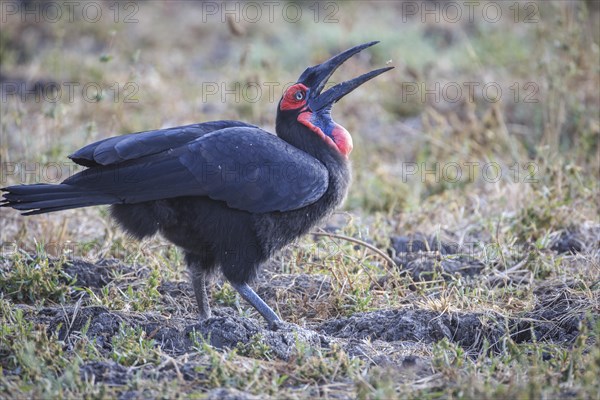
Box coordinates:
[3,238,596,398]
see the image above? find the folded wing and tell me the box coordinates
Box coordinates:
[61,125,328,213]
[69,120,258,167]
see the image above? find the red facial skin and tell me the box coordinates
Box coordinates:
[280,84,353,157]
[279,83,310,111]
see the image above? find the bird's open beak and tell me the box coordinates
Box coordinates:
[297,41,394,112]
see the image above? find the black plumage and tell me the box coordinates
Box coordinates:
[1,42,392,327]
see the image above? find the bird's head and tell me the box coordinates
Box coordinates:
[276,41,393,158]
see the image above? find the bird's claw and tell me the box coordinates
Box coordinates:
[269,319,286,331]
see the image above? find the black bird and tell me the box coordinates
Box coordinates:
[1,42,392,327]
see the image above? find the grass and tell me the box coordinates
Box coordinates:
[1,1,599,399]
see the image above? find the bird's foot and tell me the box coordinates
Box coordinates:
[230,281,283,329]
[268,318,287,331]
[198,309,212,321]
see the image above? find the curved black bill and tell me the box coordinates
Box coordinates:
[309,66,394,111]
[296,41,394,112]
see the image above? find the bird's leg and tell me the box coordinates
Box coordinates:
[230,282,281,328]
[191,270,211,320]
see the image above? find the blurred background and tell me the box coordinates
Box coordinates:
[1,0,598,254]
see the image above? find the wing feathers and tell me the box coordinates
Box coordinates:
[10,124,328,214]
[69,120,258,167]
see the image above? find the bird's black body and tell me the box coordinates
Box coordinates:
[1,42,392,327]
[110,124,350,285]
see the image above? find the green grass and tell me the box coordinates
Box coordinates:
[0,251,75,305]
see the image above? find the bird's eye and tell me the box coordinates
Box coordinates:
[294,91,304,101]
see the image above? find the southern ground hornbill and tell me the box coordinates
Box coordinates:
[1,42,392,328]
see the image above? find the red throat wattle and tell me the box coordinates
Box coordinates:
[297,112,353,157]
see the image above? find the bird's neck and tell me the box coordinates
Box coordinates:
[275,115,351,170]
[296,112,353,157]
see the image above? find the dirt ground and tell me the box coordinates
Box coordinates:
[4,226,597,398]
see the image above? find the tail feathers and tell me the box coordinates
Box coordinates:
[1,183,120,215]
